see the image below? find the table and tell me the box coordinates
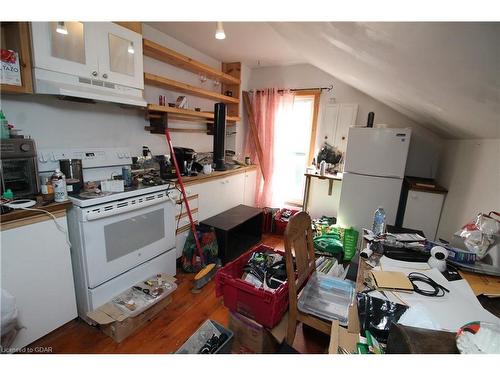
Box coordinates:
[200,204,263,264]
[302,172,343,211]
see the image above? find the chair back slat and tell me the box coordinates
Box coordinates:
[284,211,316,292]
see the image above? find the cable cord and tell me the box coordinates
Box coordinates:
[408,272,450,297]
[11,205,72,248]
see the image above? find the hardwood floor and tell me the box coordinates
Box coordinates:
[25,234,329,354]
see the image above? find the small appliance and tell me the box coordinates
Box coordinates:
[173,147,197,176]
[0,138,39,199]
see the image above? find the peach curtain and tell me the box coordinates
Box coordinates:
[245,88,295,208]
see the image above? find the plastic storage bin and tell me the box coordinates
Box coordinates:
[274,209,299,235]
[215,244,289,329]
[176,320,233,354]
[297,273,355,326]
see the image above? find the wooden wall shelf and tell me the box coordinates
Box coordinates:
[147,104,240,123]
[143,39,240,86]
[144,73,239,105]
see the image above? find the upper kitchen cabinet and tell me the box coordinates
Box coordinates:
[318,102,358,153]
[30,22,145,106]
[95,23,144,89]
[0,22,33,94]
[31,22,99,79]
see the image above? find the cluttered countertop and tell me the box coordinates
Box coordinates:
[180,164,257,186]
[0,200,72,227]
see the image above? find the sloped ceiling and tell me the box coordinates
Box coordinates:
[147,22,500,139]
[269,22,500,139]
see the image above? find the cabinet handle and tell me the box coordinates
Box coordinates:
[102,73,108,79]
[91,71,98,77]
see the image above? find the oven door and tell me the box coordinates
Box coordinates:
[80,191,176,288]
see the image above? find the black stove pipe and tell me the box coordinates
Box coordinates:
[213,102,227,171]
[367,112,375,128]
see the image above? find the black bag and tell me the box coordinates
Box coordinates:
[356,293,408,344]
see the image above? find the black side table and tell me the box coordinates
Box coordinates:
[200,205,263,264]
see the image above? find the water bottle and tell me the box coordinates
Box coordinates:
[372,207,386,236]
[51,169,69,202]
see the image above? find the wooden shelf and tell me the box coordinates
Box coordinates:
[144,73,239,105]
[143,39,240,86]
[147,104,240,123]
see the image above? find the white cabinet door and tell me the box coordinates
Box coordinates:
[317,102,339,147]
[95,23,144,89]
[243,170,257,206]
[403,190,445,241]
[333,104,358,152]
[1,217,77,350]
[224,174,245,210]
[197,179,225,221]
[317,103,358,153]
[31,22,99,79]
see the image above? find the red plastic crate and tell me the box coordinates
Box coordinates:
[274,209,299,235]
[215,244,289,329]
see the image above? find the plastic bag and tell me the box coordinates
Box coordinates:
[182,225,219,273]
[459,212,499,259]
[356,293,408,344]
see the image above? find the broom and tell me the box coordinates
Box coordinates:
[164,127,217,291]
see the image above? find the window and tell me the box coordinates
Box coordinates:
[272,92,319,207]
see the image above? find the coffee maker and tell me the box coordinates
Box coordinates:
[173,147,197,176]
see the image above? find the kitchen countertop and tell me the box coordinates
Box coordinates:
[179,165,258,186]
[404,176,448,194]
[0,200,72,229]
[304,171,343,181]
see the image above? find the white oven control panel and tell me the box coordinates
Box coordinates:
[37,147,133,172]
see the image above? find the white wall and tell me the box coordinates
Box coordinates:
[436,139,500,241]
[249,63,444,179]
[0,23,245,157]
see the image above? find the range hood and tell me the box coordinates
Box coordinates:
[33,68,147,107]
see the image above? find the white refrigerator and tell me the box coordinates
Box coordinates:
[338,127,412,232]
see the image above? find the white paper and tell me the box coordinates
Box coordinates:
[371,265,500,332]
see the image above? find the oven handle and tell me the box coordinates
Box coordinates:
[85,195,170,221]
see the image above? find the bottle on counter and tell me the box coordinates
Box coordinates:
[319,160,327,176]
[41,177,55,202]
[0,110,10,139]
[372,207,386,236]
[51,169,69,202]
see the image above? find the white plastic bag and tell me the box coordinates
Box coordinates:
[459,212,500,259]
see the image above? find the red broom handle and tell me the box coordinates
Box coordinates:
[164,127,204,264]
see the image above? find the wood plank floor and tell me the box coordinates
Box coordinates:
[25,234,329,354]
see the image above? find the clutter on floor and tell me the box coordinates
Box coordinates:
[215,244,289,329]
[86,274,177,343]
[176,320,233,354]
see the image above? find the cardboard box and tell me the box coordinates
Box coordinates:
[328,303,361,354]
[229,311,288,354]
[87,274,176,343]
[106,295,172,343]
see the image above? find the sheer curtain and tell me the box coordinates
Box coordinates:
[244,88,295,208]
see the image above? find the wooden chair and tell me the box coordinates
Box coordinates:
[284,211,332,345]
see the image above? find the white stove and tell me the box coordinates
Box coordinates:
[39,148,178,322]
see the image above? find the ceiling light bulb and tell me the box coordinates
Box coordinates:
[56,21,68,35]
[215,22,226,40]
[127,42,135,54]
